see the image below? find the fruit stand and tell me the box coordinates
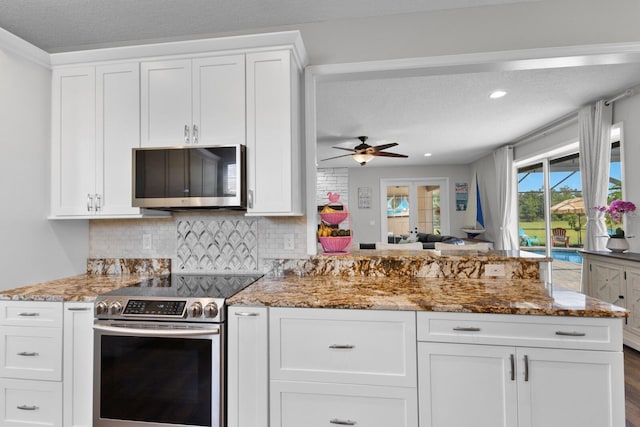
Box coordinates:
[317,192,352,254]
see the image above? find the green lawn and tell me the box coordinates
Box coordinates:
[519,220,585,247]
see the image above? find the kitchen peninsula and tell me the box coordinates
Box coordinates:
[0,250,627,427]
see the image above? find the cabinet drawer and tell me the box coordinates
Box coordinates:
[270,308,416,386]
[270,381,417,427]
[417,312,622,351]
[0,302,63,327]
[0,327,63,381]
[0,378,62,427]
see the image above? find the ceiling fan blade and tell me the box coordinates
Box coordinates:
[374,152,408,158]
[371,142,398,151]
[320,153,354,161]
[331,146,357,153]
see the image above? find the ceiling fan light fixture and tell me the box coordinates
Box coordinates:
[353,153,374,165]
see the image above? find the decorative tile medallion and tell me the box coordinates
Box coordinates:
[176,217,258,272]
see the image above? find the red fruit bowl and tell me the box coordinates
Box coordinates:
[319,236,352,253]
[320,212,349,225]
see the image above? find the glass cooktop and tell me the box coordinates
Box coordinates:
[103,274,263,299]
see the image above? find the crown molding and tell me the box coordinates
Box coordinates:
[50,30,308,67]
[0,26,50,68]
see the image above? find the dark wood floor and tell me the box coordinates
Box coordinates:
[626,346,640,426]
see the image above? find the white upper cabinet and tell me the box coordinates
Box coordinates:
[51,63,167,218]
[246,50,303,216]
[141,55,245,147]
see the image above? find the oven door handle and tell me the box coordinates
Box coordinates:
[93,323,220,337]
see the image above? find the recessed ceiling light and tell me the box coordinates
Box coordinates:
[424,153,432,157]
[489,90,507,99]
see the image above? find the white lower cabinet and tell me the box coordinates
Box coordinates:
[0,301,63,427]
[63,302,94,427]
[268,308,418,427]
[417,312,625,427]
[271,381,418,427]
[583,252,640,351]
[227,306,269,427]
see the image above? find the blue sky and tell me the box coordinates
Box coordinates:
[518,163,621,192]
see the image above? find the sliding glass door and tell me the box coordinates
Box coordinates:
[380,178,449,242]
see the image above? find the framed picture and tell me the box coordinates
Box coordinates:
[358,187,371,209]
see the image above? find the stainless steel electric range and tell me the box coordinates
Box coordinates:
[92,273,263,427]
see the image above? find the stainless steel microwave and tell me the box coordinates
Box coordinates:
[132,144,246,209]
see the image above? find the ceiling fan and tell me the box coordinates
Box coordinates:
[320,136,409,166]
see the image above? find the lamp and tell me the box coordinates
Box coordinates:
[353,153,374,165]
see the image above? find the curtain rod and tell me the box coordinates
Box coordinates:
[605,88,635,105]
[512,112,578,147]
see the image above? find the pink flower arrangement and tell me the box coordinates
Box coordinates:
[595,200,637,223]
[595,200,636,237]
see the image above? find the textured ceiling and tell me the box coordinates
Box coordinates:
[316,63,640,167]
[0,0,537,53]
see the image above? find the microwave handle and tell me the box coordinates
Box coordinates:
[248,189,253,209]
[184,124,190,145]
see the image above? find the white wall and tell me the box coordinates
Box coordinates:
[613,92,640,252]
[347,165,471,245]
[0,45,88,290]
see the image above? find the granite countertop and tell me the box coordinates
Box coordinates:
[0,274,149,302]
[580,250,640,262]
[228,275,627,318]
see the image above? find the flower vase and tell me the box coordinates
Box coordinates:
[606,236,630,253]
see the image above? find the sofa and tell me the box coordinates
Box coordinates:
[359,233,465,250]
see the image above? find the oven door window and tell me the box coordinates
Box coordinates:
[100,335,213,426]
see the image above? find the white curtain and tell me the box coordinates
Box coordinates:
[578,100,612,251]
[493,145,518,250]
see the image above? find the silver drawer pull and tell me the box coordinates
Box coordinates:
[330,419,356,425]
[234,312,259,317]
[555,331,586,337]
[67,307,92,311]
[453,327,481,332]
[329,344,355,349]
[18,312,40,317]
[17,352,39,357]
[17,405,38,411]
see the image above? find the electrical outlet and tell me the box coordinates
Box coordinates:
[485,264,506,277]
[142,234,152,250]
[283,234,294,250]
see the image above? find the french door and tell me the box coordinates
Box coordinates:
[380,178,449,241]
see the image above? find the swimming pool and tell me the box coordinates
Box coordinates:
[528,249,583,264]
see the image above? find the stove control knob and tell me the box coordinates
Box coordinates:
[204,302,219,318]
[189,302,203,318]
[109,301,123,315]
[95,301,108,316]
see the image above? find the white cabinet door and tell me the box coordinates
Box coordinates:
[51,67,96,216]
[141,59,192,147]
[588,260,625,306]
[96,63,141,215]
[0,378,62,427]
[63,302,94,427]
[246,50,303,215]
[192,55,245,146]
[626,267,640,338]
[417,342,517,427]
[227,307,268,427]
[517,347,624,427]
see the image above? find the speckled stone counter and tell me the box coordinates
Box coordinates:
[228,275,626,318]
[291,249,549,279]
[0,274,150,302]
[580,250,640,263]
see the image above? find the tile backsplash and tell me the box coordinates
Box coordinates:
[89,211,308,273]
